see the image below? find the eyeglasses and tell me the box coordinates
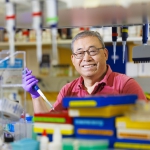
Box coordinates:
[73,46,104,59]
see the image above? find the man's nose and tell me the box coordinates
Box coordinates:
[83,51,92,60]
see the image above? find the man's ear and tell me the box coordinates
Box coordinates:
[104,48,109,61]
[71,54,75,66]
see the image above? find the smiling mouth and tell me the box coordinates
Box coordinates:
[82,64,96,68]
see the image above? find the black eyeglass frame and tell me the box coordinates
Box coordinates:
[72,47,105,59]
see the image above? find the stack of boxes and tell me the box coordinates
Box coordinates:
[115,108,150,149]
[62,94,137,149]
[33,111,74,141]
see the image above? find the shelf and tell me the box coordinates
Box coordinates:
[103,37,142,43]
[0,37,145,48]
[0,39,72,47]
[2,84,22,88]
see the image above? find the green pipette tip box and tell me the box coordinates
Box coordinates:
[62,138,109,150]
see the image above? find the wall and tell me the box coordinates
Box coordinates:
[14,45,73,76]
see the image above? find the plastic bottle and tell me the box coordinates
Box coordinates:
[26,115,33,139]
[48,126,62,150]
[40,129,49,150]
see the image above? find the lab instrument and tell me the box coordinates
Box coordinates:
[132,23,150,63]
[33,85,54,110]
[112,27,118,64]
[23,70,54,110]
[121,26,128,63]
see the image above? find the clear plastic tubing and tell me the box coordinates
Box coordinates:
[46,0,59,65]
[32,0,42,63]
[5,0,15,65]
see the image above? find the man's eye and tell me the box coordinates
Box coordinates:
[77,52,84,55]
[89,50,96,53]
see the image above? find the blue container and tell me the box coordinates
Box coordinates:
[63,95,137,108]
[73,117,116,129]
[11,138,39,150]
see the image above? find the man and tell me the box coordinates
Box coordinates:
[22,31,147,113]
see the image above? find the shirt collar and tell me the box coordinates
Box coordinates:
[77,65,112,89]
[100,65,112,85]
[77,76,84,89]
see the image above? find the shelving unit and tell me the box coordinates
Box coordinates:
[2,84,23,88]
[0,37,144,48]
[0,39,71,47]
[104,37,142,44]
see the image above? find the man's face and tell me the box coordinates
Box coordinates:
[71,36,108,79]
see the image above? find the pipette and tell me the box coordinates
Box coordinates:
[142,23,149,45]
[121,26,128,63]
[112,27,118,64]
[32,0,42,63]
[5,0,16,65]
[33,85,54,110]
[23,70,54,110]
[46,0,59,65]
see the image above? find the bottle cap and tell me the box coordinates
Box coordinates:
[42,129,47,136]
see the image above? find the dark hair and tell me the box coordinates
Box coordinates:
[71,30,105,52]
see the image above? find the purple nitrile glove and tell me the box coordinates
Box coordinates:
[22,68,40,98]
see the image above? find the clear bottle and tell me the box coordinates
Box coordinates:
[48,126,62,150]
[40,129,49,150]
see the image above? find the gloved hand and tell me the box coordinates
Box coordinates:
[22,68,40,98]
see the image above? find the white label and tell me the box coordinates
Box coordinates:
[69,109,79,117]
[117,122,126,128]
